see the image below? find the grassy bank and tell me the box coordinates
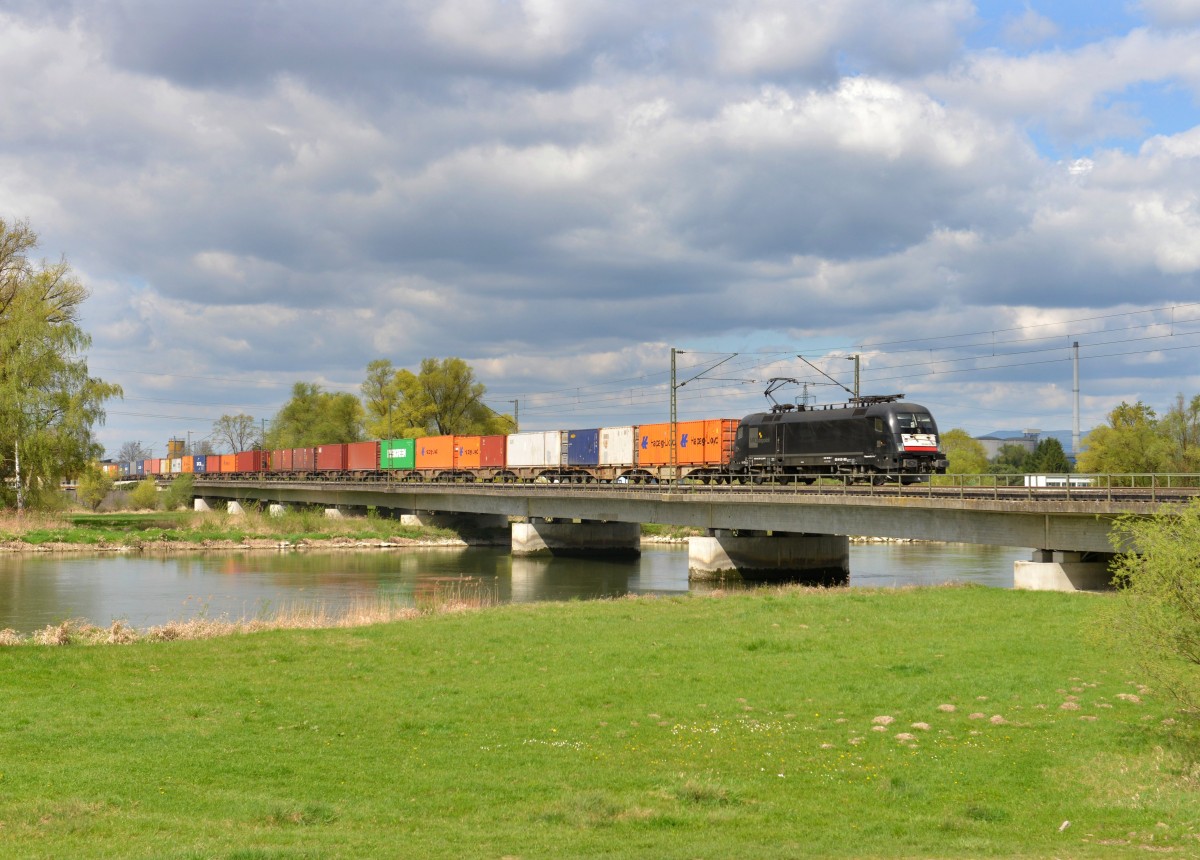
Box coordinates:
[1,586,1196,858]
[0,510,464,549]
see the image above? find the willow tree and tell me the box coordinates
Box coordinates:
[0,219,121,509]
[265,382,364,448]
[362,357,512,438]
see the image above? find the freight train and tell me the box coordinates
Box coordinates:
[113,395,947,485]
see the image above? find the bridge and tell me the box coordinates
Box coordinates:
[190,478,1192,591]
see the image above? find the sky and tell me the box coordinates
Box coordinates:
[2,0,1199,458]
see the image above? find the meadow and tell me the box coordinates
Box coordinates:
[1,586,1196,858]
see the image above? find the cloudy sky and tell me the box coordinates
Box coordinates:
[4,0,1200,457]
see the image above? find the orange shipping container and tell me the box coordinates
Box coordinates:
[416,435,455,470]
[182,456,195,473]
[637,419,739,466]
[454,435,482,469]
[220,454,237,473]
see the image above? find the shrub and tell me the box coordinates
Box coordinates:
[1108,498,1200,716]
[161,473,195,511]
[126,478,160,511]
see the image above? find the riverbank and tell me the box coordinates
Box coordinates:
[2,586,1196,858]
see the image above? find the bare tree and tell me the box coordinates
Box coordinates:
[115,440,149,463]
[212,414,261,453]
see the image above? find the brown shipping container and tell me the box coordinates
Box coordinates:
[346,441,380,471]
[480,435,506,468]
[271,449,294,472]
[455,436,482,470]
[416,435,454,470]
[219,454,237,473]
[236,451,266,472]
[292,447,316,471]
[316,444,348,471]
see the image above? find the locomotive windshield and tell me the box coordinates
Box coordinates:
[894,412,936,433]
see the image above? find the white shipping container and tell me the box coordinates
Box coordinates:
[169,457,183,474]
[507,431,564,467]
[599,426,635,466]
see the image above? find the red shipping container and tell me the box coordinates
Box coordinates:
[292,447,316,471]
[151,458,164,474]
[271,449,293,472]
[416,435,454,470]
[480,435,506,468]
[346,441,380,471]
[236,451,266,472]
[316,443,348,471]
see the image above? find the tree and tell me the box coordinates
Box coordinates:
[939,429,988,476]
[362,359,402,439]
[1029,437,1072,473]
[988,443,1031,475]
[212,413,261,453]
[1107,499,1200,715]
[115,441,150,464]
[76,464,114,511]
[1076,401,1165,474]
[161,473,195,511]
[265,382,364,448]
[0,219,122,509]
[1159,393,1200,473]
[369,357,513,438]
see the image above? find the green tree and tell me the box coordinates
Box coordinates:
[362,358,402,439]
[0,219,122,509]
[1076,401,1164,474]
[212,413,261,453]
[988,443,1032,475]
[384,357,513,437]
[940,429,988,476]
[76,464,114,511]
[1108,499,1200,715]
[1159,393,1200,473]
[265,383,364,448]
[1029,437,1072,473]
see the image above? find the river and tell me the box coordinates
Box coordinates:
[0,542,1031,635]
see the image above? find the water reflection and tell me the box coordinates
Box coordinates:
[0,542,1028,634]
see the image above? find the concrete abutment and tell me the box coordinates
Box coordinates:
[1014,550,1116,592]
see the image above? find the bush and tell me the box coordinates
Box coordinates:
[126,478,159,511]
[1108,498,1200,716]
[161,473,195,511]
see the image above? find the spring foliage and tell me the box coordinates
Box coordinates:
[1109,499,1200,716]
[0,219,121,509]
[361,357,513,438]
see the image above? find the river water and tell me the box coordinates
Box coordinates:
[0,543,1030,635]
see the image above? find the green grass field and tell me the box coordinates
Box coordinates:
[1,586,1196,858]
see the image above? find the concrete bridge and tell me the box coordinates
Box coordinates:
[190,480,1180,590]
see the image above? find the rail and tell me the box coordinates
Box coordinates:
[189,473,1200,505]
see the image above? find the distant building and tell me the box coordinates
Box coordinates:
[974,429,1040,460]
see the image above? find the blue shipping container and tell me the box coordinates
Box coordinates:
[194,455,208,473]
[566,428,600,466]
[136,461,145,477]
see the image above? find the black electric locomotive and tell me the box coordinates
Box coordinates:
[730,394,948,483]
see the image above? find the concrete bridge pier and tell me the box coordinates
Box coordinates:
[269,504,288,517]
[1014,550,1116,592]
[194,498,212,512]
[688,530,849,585]
[226,500,247,516]
[511,519,641,557]
[400,512,511,545]
[325,505,369,519]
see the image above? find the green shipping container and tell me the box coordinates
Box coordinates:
[380,438,416,470]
